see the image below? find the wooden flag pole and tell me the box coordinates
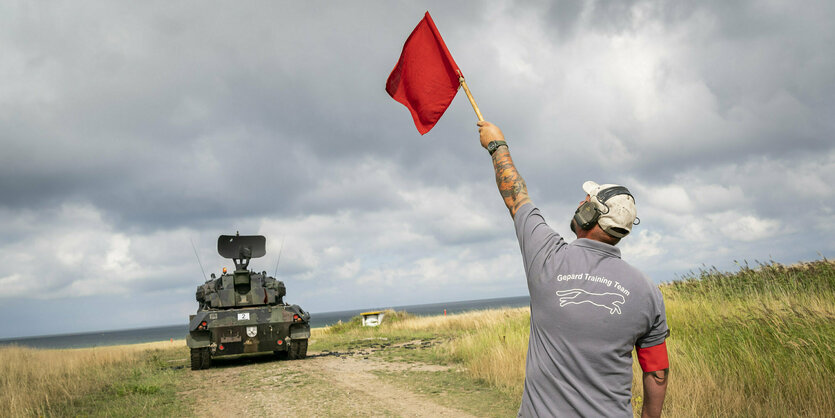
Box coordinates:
[458,72,484,122]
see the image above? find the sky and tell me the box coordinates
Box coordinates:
[1,0,833,339]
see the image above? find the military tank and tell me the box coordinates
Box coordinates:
[187,233,311,370]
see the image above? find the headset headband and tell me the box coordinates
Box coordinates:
[596,186,633,203]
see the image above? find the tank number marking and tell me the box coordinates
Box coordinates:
[237,313,250,320]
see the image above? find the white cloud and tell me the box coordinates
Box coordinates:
[620,230,665,261]
[717,215,782,242]
[0,203,201,300]
[690,184,745,212]
[640,185,695,213]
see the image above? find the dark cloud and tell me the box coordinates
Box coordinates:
[0,1,490,225]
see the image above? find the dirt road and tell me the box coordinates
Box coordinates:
[180,348,479,417]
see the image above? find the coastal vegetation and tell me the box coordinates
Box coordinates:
[656,259,834,416]
[0,341,187,417]
[3,258,832,416]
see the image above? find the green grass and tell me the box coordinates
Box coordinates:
[665,259,835,301]
[656,259,835,416]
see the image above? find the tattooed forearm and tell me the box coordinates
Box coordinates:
[492,147,531,217]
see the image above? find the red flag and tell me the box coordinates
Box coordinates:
[386,12,461,135]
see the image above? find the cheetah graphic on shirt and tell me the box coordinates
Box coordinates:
[556,289,625,315]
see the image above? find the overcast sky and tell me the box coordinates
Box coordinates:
[1,0,833,339]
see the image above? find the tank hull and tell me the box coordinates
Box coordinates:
[187,304,310,358]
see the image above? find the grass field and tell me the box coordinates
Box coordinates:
[0,340,188,417]
[4,258,833,417]
[656,259,835,416]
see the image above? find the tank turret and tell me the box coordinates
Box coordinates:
[195,234,287,310]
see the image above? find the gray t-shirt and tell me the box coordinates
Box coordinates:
[514,203,668,417]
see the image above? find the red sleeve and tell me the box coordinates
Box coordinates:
[636,341,669,372]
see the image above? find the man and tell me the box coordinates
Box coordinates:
[478,121,670,417]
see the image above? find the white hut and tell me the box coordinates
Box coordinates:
[360,311,385,327]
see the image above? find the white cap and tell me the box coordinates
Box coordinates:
[582,181,638,238]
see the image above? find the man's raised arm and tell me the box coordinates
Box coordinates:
[478,121,531,218]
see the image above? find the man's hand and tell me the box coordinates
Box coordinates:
[478,121,505,149]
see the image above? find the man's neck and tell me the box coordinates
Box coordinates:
[575,227,620,246]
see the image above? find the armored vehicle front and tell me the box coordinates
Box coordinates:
[187,234,310,370]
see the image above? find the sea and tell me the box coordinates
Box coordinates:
[0,295,530,350]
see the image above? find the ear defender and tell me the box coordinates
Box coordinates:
[573,201,600,231]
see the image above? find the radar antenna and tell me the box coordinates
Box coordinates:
[217,234,265,270]
[190,238,208,282]
[273,236,286,278]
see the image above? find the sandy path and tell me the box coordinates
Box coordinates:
[180,351,477,417]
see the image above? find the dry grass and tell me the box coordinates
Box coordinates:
[640,259,835,417]
[431,308,530,396]
[386,307,529,332]
[0,339,185,417]
[629,295,835,416]
[375,307,531,395]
